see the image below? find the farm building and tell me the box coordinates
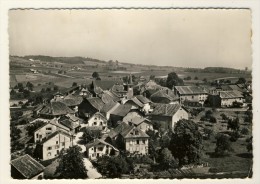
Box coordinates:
[87,112,108,130]
[149,103,189,131]
[150,89,179,104]
[174,86,208,105]
[78,97,105,118]
[11,154,45,179]
[58,114,81,134]
[127,116,153,132]
[208,90,244,107]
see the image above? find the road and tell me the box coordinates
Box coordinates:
[73,132,102,179]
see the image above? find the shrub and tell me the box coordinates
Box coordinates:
[229,131,240,142]
[240,127,249,135]
[209,116,217,123]
[215,133,233,156]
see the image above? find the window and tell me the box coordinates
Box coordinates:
[130,140,133,145]
[192,96,194,99]
[55,145,59,149]
[94,147,96,152]
[47,152,51,156]
[98,147,103,151]
[94,117,97,120]
[39,135,42,138]
[47,146,52,150]
[62,142,65,146]
[100,122,103,125]
[56,141,58,144]
[136,140,140,144]
[36,134,39,138]
[142,140,146,144]
[46,127,52,131]
[57,150,60,154]
[94,122,97,125]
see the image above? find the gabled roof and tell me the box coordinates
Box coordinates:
[219,90,243,99]
[39,101,74,116]
[102,90,121,102]
[88,112,107,121]
[120,126,149,139]
[150,103,182,117]
[175,86,208,95]
[151,89,179,101]
[11,154,45,179]
[101,92,116,104]
[34,118,70,133]
[108,122,130,139]
[85,139,119,151]
[126,97,144,108]
[41,130,71,144]
[110,103,132,117]
[128,116,152,126]
[135,95,151,104]
[62,94,83,106]
[100,101,120,113]
[86,97,105,111]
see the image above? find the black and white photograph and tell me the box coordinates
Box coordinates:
[0,1,260,183]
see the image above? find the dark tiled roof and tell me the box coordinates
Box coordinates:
[39,101,74,116]
[219,90,243,99]
[103,90,121,102]
[128,117,151,126]
[135,95,151,104]
[150,103,182,117]
[86,97,105,111]
[100,102,119,113]
[126,97,144,108]
[41,130,71,144]
[85,139,118,151]
[11,154,45,179]
[175,86,207,95]
[62,94,83,106]
[120,126,149,139]
[110,103,132,117]
[151,89,179,101]
[108,122,130,138]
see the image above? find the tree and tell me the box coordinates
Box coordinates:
[53,86,59,91]
[220,113,228,121]
[150,75,155,80]
[246,136,252,152]
[236,77,246,84]
[203,128,213,140]
[23,89,31,98]
[157,148,178,170]
[10,124,21,142]
[72,82,77,87]
[215,133,233,156]
[194,76,198,80]
[166,72,184,89]
[26,82,34,91]
[203,78,207,83]
[82,128,101,144]
[17,83,24,92]
[55,146,88,179]
[227,117,240,132]
[92,72,99,79]
[169,119,203,166]
[26,121,46,136]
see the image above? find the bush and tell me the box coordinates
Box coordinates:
[240,127,249,135]
[209,116,217,123]
[229,131,240,142]
[215,133,233,156]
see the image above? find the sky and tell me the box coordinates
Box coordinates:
[9,9,252,69]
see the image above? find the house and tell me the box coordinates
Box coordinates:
[219,90,244,107]
[174,86,208,105]
[78,97,105,119]
[79,88,93,98]
[34,119,71,143]
[124,97,144,110]
[127,116,153,132]
[85,139,119,160]
[38,101,74,119]
[11,154,45,179]
[110,104,133,126]
[101,90,121,103]
[87,112,108,131]
[122,110,144,123]
[150,89,179,104]
[100,101,120,120]
[39,130,72,160]
[52,91,64,101]
[117,126,149,155]
[149,103,189,131]
[135,95,152,113]
[58,114,81,134]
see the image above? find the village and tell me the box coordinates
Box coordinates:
[9,56,253,179]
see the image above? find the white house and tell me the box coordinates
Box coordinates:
[87,112,108,130]
[40,131,72,160]
[85,139,119,160]
[34,119,70,143]
[219,90,244,107]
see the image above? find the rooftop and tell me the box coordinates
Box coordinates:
[110,103,132,117]
[135,95,151,104]
[150,103,182,117]
[175,86,207,95]
[85,139,119,151]
[120,126,149,139]
[11,154,45,179]
[219,90,243,99]
[39,101,74,116]
[86,97,105,111]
